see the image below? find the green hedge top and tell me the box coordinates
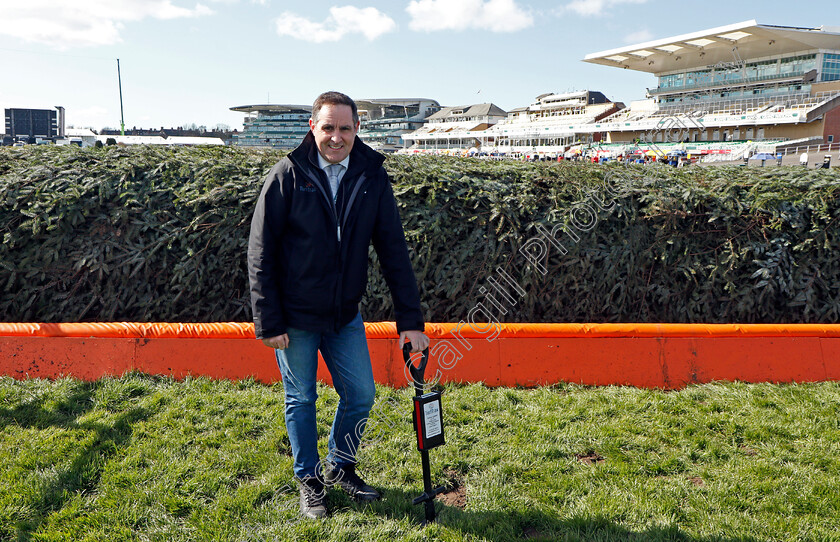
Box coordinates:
[2,145,839,324]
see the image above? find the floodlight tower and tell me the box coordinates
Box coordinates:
[117,58,126,136]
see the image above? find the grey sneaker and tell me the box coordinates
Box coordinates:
[296,477,327,519]
[323,464,381,502]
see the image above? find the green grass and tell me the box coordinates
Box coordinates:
[1,374,839,542]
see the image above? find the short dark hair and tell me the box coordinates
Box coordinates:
[312,91,359,125]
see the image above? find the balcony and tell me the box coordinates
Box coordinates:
[649,70,815,96]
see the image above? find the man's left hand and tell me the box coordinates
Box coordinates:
[399,330,429,353]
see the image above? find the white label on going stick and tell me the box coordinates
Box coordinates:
[423,400,442,438]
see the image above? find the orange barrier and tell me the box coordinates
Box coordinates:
[8,321,840,338]
[0,322,255,338]
[2,322,840,389]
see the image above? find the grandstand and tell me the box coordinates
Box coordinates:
[356,98,440,153]
[583,20,840,155]
[229,104,311,149]
[482,91,621,155]
[400,20,840,160]
[400,103,507,153]
[400,93,619,156]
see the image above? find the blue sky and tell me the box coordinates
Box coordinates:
[0,0,835,131]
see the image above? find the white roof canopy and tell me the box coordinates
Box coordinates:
[584,20,840,74]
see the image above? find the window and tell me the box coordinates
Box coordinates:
[822,53,840,82]
[752,59,779,79]
[659,73,684,90]
[779,54,816,76]
[829,135,835,143]
[686,70,711,87]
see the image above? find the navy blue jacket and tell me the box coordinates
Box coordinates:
[247,132,424,339]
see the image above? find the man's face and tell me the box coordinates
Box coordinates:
[309,104,359,164]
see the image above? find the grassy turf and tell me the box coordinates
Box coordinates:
[1,374,838,541]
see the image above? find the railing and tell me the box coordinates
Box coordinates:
[652,90,840,118]
[778,142,839,156]
[653,92,811,117]
[594,91,840,128]
[496,116,601,129]
[788,91,840,110]
[598,109,655,123]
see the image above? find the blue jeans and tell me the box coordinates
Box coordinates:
[274,313,376,480]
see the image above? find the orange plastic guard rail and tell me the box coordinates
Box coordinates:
[4,322,840,338]
[4,321,840,388]
[0,322,256,338]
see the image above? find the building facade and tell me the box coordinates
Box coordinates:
[229,104,312,149]
[583,20,840,146]
[401,103,507,152]
[3,106,65,144]
[483,91,620,155]
[357,98,440,152]
[399,94,622,156]
[231,99,441,152]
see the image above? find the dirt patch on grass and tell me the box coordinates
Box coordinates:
[688,476,705,487]
[576,450,605,465]
[436,469,467,509]
[437,485,467,509]
[522,526,548,539]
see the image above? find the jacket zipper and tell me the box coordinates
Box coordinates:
[289,155,373,331]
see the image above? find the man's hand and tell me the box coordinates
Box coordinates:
[399,330,429,353]
[262,333,289,349]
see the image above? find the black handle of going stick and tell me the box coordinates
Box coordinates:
[402,342,429,395]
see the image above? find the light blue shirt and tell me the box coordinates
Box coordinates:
[316,154,350,240]
[317,153,350,198]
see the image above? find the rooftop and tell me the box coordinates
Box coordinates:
[229,104,311,113]
[584,20,840,74]
[427,103,507,120]
[356,98,439,106]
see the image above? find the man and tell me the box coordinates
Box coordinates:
[247,91,429,519]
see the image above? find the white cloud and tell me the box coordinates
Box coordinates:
[624,29,652,43]
[274,6,396,43]
[68,106,111,128]
[406,0,533,32]
[0,1,213,48]
[562,0,649,17]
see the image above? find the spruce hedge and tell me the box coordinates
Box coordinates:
[1,145,839,324]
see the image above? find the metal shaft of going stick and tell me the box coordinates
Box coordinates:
[420,450,435,523]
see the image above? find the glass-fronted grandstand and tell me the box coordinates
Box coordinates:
[229,104,311,149]
[357,98,440,153]
[230,99,440,152]
[583,20,840,148]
